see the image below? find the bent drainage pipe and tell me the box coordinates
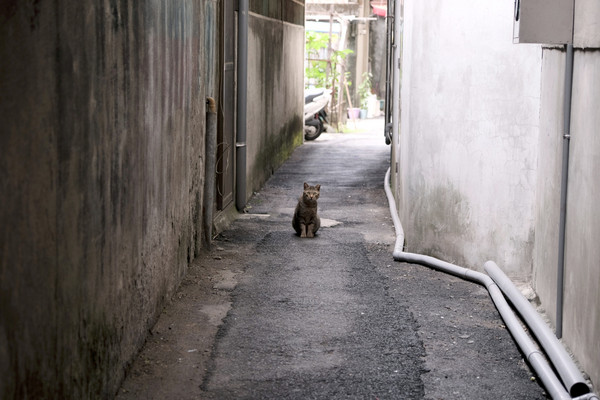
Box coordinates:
[383,168,597,400]
[485,260,589,398]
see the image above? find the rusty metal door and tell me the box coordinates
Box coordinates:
[217,0,236,211]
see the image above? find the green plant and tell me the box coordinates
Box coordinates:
[305,31,353,90]
[357,72,372,109]
[330,48,353,90]
[305,31,330,88]
[305,30,355,128]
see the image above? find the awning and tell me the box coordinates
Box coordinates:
[371,1,387,17]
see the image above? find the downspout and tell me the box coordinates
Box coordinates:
[202,98,218,250]
[384,168,597,400]
[383,0,394,144]
[556,42,574,339]
[235,0,248,211]
[390,0,401,148]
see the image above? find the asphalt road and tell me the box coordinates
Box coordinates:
[199,128,546,399]
[118,121,547,399]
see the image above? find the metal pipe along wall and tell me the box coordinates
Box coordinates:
[235,0,248,211]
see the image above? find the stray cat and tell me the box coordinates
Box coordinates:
[292,182,321,238]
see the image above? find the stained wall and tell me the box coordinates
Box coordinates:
[0,2,211,397]
[397,0,542,273]
[396,0,600,389]
[245,2,305,200]
[533,0,600,387]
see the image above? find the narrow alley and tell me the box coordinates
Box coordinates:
[3,2,599,398]
[117,121,546,399]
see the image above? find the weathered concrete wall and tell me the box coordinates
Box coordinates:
[397,0,600,389]
[534,1,600,386]
[246,10,304,200]
[564,50,600,389]
[532,48,564,337]
[397,0,542,273]
[0,1,211,398]
[397,0,600,387]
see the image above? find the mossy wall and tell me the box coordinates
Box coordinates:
[0,2,213,397]
[245,7,305,202]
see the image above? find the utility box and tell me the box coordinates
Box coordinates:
[513,0,574,44]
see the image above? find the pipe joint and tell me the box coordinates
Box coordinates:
[526,349,545,363]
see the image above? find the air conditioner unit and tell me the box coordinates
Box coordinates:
[513,0,574,44]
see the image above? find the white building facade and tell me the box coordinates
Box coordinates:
[391,0,600,389]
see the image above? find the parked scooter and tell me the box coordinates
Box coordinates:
[304,89,331,141]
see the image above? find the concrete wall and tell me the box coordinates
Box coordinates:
[397,0,542,273]
[396,0,600,388]
[533,0,600,387]
[0,1,308,396]
[564,49,600,389]
[0,2,211,397]
[532,48,564,339]
[246,10,305,199]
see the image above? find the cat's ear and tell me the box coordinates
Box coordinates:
[304,182,309,189]
[315,184,321,191]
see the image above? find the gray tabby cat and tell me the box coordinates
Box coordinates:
[292,182,321,238]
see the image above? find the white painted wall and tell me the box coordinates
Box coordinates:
[397,0,600,388]
[534,3,600,385]
[563,51,600,389]
[532,48,564,333]
[398,0,542,273]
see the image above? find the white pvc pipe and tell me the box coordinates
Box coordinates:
[485,261,590,397]
[557,43,575,339]
[383,167,587,400]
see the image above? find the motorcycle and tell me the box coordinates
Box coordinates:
[304,88,331,141]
